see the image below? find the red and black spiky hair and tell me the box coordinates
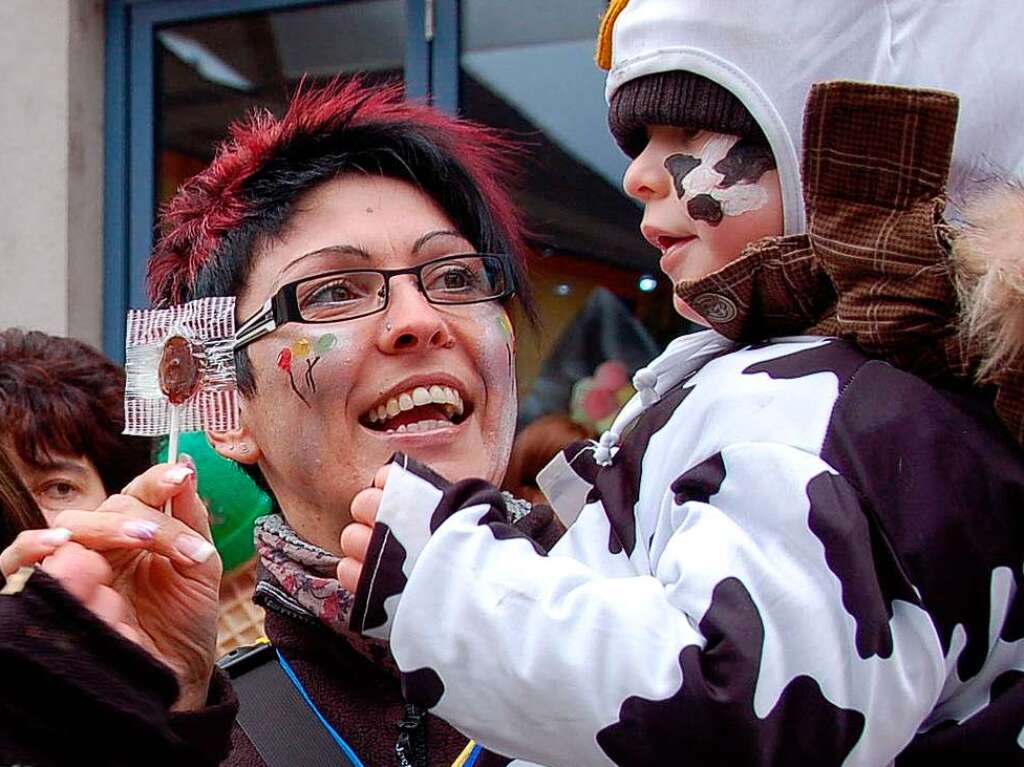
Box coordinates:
[148,77,532,314]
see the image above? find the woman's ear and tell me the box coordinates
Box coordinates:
[206,426,261,465]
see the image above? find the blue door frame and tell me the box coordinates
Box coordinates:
[103,0,458,361]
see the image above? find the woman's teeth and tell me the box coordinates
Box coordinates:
[365,385,464,429]
[387,419,453,434]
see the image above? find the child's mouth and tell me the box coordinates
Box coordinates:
[657,235,698,280]
[656,234,697,254]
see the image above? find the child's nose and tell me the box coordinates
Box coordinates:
[623,143,672,202]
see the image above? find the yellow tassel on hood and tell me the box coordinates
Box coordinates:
[596,0,630,70]
[954,183,1024,381]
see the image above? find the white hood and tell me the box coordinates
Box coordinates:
[604,0,1024,235]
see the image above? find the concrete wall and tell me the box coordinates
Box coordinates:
[0,0,106,350]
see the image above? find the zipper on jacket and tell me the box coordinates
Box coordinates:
[395,703,428,767]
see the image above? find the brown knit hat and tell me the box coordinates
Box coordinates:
[608,71,767,157]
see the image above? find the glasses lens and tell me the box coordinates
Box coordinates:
[295,271,386,321]
[422,255,508,304]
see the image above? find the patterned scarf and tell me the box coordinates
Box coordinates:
[253,513,397,671]
[253,493,531,670]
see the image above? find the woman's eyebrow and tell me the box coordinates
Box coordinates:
[32,459,89,477]
[279,245,372,278]
[411,230,466,253]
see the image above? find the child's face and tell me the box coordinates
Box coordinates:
[624,126,784,324]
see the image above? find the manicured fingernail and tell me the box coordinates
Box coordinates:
[175,534,216,564]
[123,519,159,541]
[40,527,72,546]
[165,465,194,485]
[178,453,196,472]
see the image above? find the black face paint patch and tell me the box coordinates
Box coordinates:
[664,154,702,199]
[713,139,776,188]
[687,194,724,226]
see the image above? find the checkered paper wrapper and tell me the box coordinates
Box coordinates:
[124,297,239,436]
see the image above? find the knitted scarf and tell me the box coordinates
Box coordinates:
[253,512,397,671]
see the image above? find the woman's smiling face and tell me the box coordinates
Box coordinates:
[223,174,517,552]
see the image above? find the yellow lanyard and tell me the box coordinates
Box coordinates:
[452,740,480,767]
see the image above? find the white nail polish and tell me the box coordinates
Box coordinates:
[175,534,216,564]
[40,527,72,546]
[123,519,160,541]
[165,465,194,485]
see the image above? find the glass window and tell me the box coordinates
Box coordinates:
[156,1,405,207]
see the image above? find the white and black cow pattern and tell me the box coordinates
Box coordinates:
[350,336,1024,766]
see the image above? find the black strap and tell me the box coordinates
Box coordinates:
[218,643,359,767]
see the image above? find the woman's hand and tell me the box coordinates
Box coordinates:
[337,465,389,592]
[0,461,221,711]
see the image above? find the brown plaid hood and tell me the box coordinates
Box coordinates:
[675,80,1024,447]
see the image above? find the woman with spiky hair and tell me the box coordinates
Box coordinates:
[0,79,560,766]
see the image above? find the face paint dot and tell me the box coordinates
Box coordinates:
[687,193,724,226]
[316,333,338,355]
[291,338,311,359]
[277,347,293,372]
[496,313,514,341]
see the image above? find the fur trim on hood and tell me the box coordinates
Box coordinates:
[954,183,1024,382]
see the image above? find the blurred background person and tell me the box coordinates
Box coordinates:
[503,414,594,506]
[0,328,153,522]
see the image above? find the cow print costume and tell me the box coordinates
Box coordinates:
[350,332,1024,766]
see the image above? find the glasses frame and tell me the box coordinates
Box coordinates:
[234,253,514,350]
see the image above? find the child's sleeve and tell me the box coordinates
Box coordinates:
[350,446,945,767]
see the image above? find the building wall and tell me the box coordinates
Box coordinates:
[0,0,106,350]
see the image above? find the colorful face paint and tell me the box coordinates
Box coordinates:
[302,333,338,394]
[292,337,311,359]
[277,345,309,407]
[316,333,338,355]
[495,313,515,377]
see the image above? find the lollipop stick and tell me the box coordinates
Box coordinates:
[164,405,181,515]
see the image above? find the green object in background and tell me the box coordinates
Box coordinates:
[157,432,273,572]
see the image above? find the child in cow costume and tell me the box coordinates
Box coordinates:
[340,1,1024,764]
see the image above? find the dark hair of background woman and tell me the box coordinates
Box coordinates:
[0,445,47,565]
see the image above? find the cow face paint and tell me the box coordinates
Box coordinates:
[714,138,776,188]
[663,134,774,225]
[665,154,702,198]
[624,126,784,325]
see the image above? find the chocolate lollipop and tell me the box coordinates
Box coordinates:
[124,297,239,513]
[159,335,203,405]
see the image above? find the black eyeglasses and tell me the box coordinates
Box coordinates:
[234,253,514,350]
